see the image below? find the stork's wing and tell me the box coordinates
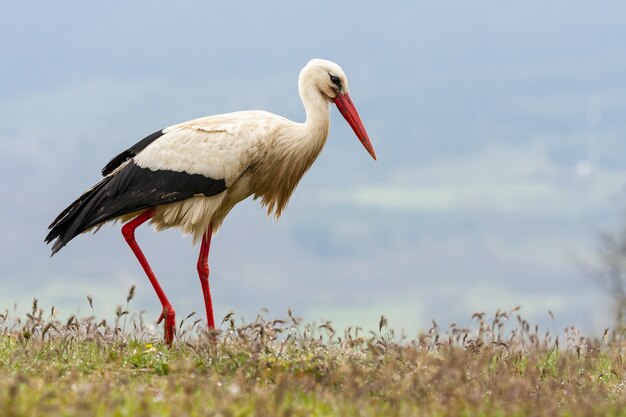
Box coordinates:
[46,160,226,255]
[83,160,227,228]
[101,129,165,176]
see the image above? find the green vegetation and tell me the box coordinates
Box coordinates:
[2,298,626,417]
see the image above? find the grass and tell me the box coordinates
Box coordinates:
[2,294,626,417]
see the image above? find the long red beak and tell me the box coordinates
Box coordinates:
[334,92,377,160]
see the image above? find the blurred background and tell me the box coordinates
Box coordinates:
[1,1,626,335]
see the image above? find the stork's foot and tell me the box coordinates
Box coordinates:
[157,307,176,346]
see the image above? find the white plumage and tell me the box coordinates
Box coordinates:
[133,112,283,239]
[46,58,376,344]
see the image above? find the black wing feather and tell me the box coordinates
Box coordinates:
[46,161,227,255]
[101,129,165,176]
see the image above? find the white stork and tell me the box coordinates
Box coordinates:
[45,59,376,345]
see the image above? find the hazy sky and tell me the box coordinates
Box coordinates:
[2,2,626,335]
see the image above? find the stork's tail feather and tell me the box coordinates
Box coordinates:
[45,176,115,256]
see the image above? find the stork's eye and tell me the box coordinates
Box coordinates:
[329,74,342,88]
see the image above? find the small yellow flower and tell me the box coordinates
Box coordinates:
[145,343,153,349]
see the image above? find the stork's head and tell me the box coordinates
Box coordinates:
[300,59,377,160]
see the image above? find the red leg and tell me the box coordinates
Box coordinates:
[197,227,215,330]
[121,209,176,345]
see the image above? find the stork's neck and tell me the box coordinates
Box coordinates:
[250,81,331,220]
[298,78,330,145]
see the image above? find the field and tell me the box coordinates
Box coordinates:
[2,295,626,417]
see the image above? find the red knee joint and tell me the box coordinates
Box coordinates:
[122,209,155,241]
[121,223,135,241]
